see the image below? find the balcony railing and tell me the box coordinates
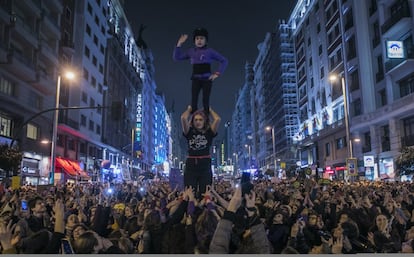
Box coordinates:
[385,46,414,72]
[381,2,410,34]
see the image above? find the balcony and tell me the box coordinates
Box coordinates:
[401,134,414,147]
[381,2,411,38]
[385,45,414,74]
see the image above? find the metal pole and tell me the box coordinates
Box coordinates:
[131,128,134,178]
[50,75,61,185]
[271,127,277,174]
[341,76,353,158]
[248,145,251,170]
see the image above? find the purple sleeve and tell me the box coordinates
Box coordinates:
[173,46,190,61]
[209,48,228,74]
[187,201,195,215]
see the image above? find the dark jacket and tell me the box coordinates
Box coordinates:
[209,212,271,254]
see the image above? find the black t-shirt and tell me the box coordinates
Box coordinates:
[184,127,217,156]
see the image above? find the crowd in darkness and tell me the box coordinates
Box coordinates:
[0,177,414,254]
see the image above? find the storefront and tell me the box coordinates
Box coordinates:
[54,157,90,184]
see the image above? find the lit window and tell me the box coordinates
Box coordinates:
[27,123,38,140]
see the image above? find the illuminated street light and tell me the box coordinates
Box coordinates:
[329,74,352,159]
[244,144,251,170]
[266,126,277,174]
[50,70,75,185]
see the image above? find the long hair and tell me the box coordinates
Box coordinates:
[190,110,209,130]
[195,209,219,253]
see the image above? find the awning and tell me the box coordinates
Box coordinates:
[55,157,89,178]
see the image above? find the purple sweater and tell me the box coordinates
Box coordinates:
[173,46,228,79]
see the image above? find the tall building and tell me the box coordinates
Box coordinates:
[0,0,169,184]
[231,62,254,172]
[289,0,414,180]
[0,1,63,184]
[253,21,298,173]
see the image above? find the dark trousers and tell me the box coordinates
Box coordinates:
[191,79,212,115]
[184,158,212,199]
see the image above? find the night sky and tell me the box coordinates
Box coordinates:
[123,0,297,136]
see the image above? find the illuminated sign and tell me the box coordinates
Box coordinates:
[364,155,375,167]
[133,94,142,156]
[386,41,404,59]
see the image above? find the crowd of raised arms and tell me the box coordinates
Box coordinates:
[0,177,413,254]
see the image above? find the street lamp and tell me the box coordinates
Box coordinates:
[329,74,352,158]
[233,152,238,175]
[50,71,75,185]
[244,144,251,170]
[266,126,277,174]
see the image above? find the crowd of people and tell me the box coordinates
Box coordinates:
[0,176,413,254]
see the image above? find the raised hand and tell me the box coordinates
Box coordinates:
[227,187,242,213]
[0,220,18,251]
[177,34,188,47]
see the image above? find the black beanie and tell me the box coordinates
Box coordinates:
[193,27,208,41]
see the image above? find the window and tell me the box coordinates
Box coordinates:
[353,98,361,116]
[68,138,75,150]
[336,137,346,149]
[321,89,327,107]
[87,3,93,14]
[96,125,101,135]
[0,115,12,137]
[363,132,371,152]
[90,97,95,108]
[325,142,331,156]
[81,115,86,126]
[89,120,94,131]
[92,56,97,66]
[94,15,99,26]
[347,36,356,59]
[97,104,102,114]
[93,35,98,46]
[311,98,316,114]
[317,23,321,33]
[86,24,91,36]
[381,125,390,151]
[84,46,90,58]
[83,68,89,80]
[373,21,380,46]
[319,45,323,55]
[399,73,414,98]
[320,66,324,79]
[98,84,103,94]
[91,76,96,87]
[26,123,38,140]
[65,7,71,22]
[82,91,87,103]
[379,89,387,106]
[0,77,15,96]
[344,9,354,30]
[350,70,360,91]
[99,64,103,74]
